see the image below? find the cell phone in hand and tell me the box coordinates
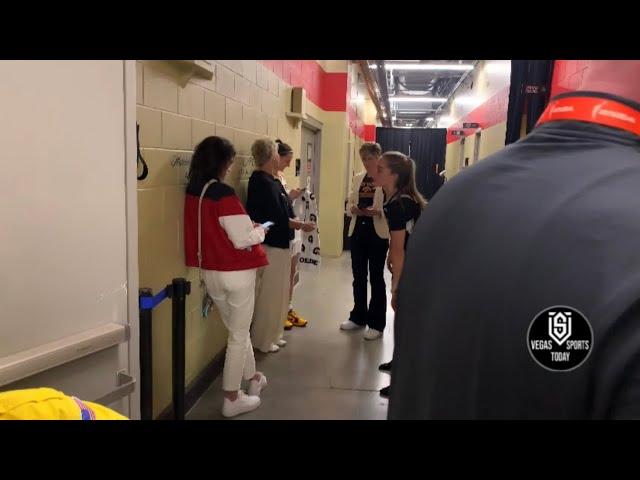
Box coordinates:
[261,221,275,229]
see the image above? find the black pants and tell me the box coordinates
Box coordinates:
[349,219,389,331]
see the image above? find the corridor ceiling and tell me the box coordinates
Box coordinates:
[363,60,478,128]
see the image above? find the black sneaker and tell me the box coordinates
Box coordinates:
[379,361,392,372]
[380,385,391,398]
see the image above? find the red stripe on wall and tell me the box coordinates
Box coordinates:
[321,72,348,111]
[446,86,510,144]
[259,60,374,140]
[364,125,376,141]
[259,60,347,113]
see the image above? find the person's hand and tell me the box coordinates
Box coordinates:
[391,291,398,312]
[350,205,361,216]
[301,222,316,232]
[365,207,381,217]
[289,189,303,200]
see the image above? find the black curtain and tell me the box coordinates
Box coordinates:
[376,127,412,154]
[376,127,447,201]
[505,60,555,145]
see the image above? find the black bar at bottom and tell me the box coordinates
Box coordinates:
[139,288,153,421]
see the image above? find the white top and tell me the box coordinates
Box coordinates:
[277,172,302,249]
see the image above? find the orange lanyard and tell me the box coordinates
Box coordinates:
[536,95,640,137]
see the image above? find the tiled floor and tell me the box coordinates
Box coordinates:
[187,253,394,420]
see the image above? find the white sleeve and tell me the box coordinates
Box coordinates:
[346,175,358,216]
[219,214,265,249]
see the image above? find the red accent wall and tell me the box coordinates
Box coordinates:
[260,60,375,140]
[364,125,376,141]
[321,71,348,111]
[446,86,510,144]
[260,60,347,112]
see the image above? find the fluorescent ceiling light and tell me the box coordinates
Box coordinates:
[455,95,483,106]
[385,63,474,71]
[484,61,511,75]
[389,96,447,103]
[439,116,455,127]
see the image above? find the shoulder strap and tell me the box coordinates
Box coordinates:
[198,179,217,286]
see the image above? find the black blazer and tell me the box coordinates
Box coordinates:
[246,170,294,249]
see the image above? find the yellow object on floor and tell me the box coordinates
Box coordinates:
[0,388,128,420]
[284,317,293,330]
[288,309,308,327]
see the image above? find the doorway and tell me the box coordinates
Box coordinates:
[301,120,322,207]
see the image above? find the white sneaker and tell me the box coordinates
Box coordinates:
[277,339,287,347]
[260,343,279,353]
[363,328,383,341]
[340,320,365,331]
[248,373,268,396]
[221,391,261,418]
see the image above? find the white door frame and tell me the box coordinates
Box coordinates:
[123,60,140,419]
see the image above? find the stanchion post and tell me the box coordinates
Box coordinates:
[139,288,153,421]
[169,278,190,420]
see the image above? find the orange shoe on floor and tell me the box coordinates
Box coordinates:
[284,317,293,330]
[288,309,308,327]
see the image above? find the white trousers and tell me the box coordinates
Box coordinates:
[204,269,257,391]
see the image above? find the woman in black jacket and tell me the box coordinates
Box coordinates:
[246,139,316,354]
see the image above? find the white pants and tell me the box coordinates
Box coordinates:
[204,269,257,392]
[251,245,292,352]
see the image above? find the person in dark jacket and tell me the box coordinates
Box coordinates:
[389,60,640,419]
[246,139,315,354]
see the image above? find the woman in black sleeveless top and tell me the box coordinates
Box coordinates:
[375,151,427,398]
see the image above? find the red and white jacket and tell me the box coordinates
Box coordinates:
[184,180,268,272]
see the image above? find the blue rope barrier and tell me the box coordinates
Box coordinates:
[139,288,169,310]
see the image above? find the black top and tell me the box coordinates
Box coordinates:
[353,175,376,231]
[383,194,421,251]
[388,101,640,419]
[358,175,376,210]
[246,170,294,249]
[186,177,234,200]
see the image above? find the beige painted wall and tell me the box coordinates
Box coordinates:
[441,60,511,181]
[136,60,360,415]
[137,60,300,416]
[445,121,508,178]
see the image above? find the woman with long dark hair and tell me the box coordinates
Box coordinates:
[184,136,269,418]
